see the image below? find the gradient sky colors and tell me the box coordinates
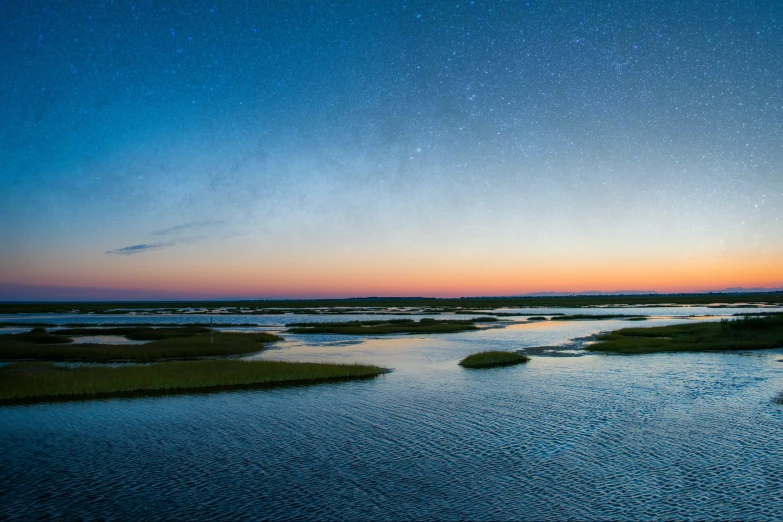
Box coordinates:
[1,1,782,300]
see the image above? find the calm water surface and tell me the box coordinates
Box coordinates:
[2,308,783,520]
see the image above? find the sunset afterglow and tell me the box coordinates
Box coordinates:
[1,2,781,299]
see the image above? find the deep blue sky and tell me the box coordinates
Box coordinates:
[1,1,782,298]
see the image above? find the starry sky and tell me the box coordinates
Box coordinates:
[1,1,782,300]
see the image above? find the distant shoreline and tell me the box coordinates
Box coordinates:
[1,292,782,314]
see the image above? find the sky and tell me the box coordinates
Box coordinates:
[1,1,782,300]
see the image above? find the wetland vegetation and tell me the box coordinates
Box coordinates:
[0,360,386,404]
[552,314,648,321]
[587,315,783,354]
[0,324,387,403]
[459,351,530,369]
[287,318,496,335]
[55,325,211,340]
[0,327,281,361]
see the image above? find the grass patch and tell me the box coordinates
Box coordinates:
[287,318,487,335]
[587,315,783,354]
[552,314,647,321]
[459,351,530,369]
[2,328,73,345]
[0,331,281,362]
[0,360,386,404]
[55,325,210,340]
[0,322,263,328]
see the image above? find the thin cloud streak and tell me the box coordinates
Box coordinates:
[106,221,223,255]
[105,236,207,255]
[105,241,176,255]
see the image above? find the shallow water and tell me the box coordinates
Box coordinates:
[2,308,783,520]
[0,305,769,329]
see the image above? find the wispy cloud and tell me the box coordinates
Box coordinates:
[105,241,177,255]
[106,221,227,255]
[106,235,208,255]
[151,221,223,236]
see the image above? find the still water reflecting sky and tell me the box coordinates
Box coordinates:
[2,308,783,520]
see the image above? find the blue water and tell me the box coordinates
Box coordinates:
[2,309,783,520]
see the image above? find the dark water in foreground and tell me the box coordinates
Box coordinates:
[2,310,783,520]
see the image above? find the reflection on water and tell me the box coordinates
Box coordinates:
[2,308,783,520]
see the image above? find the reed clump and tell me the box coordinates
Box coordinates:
[459,351,530,369]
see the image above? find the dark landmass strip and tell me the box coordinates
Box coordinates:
[587,315,783,354]
[286,318,496,335]
[55,325,211,340]
[2,292,782,314]
[551,314,648,321]
[459,351,530,368]
[0,360,386,404]
[4,328,74,345]
[0,322,263,328]
[452,311,565,317]
[0,329,281,361]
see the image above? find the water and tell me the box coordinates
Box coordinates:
[0,304,771,329]
[2,308,783,520]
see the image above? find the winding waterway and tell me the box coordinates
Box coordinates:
[2,306,783,520]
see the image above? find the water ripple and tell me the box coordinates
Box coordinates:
[3,318,783,520]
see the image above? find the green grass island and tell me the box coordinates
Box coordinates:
[0,326,282,362]
[551,314,648,321]
[0,326,387,404]
[587,315,783,354]
[287,317,497,335]
[459,351,530,369]
[0,360,386,404]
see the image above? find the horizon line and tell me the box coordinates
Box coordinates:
[2,289,783,304]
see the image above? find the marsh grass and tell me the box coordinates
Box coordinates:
[55,325,210,340]
[587,315,783,354]
[287,318,488,335]
[0,360,386,403]
[2,330,74,344]
[0,332,281,361]
[459,351,530,369]
[552,314,648,321]
[0,322,262,328]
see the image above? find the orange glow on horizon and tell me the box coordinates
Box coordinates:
[4,247,781,298]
